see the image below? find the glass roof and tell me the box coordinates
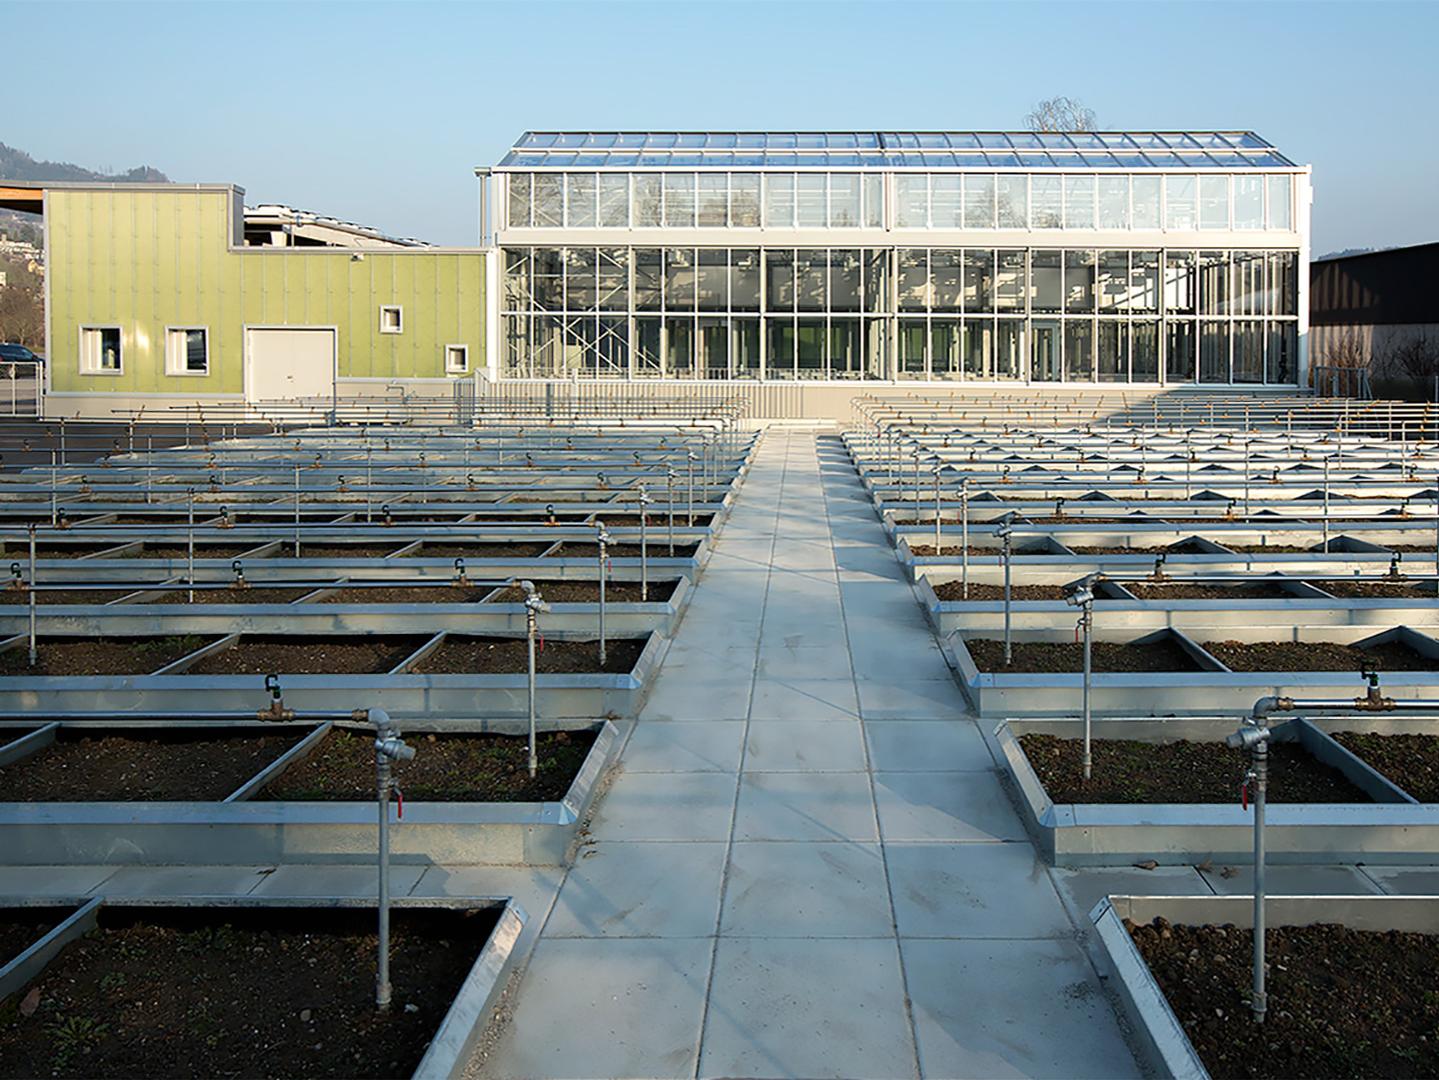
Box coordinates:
[497,131,1295,170]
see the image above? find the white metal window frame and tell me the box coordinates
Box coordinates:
[378,305,404,334]
[78,325,123,376]
[164,325,210,376]
[444,343,469,374]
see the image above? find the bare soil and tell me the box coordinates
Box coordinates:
[1,729,304,801]
[488,579,667,603]
[906,544,1003,557]
[0,905,499,1079]
[934,583,1068,601]
[1129,919,1439,1079]
[1026,516,1153,524]
[415,542,554,558]
[0,910,68,967]
[1019,733,1372,804]
[186,636,429,676]
[1126,582,1295,600]
[551,541,700,558]
[1331,731,1439,802]
[0,589,131,605]
[273,545,404,559]
[413,635,646,675]
[1386,545,1439,553]
[965,637,1201,673]
[0,636,214,676]
[141,545,255,559]
[1313,580,1438,599]
[151,587,309,605]
[1202,639,1436,672]
[1222,544,1318,553]
[262,727,598,802]
[319,585,496,604]
[1064,545,1184,555]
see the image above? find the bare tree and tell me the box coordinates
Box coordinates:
[1320,330,1371,370]
[1024,96,1098,133]
[1386,331,1439,383]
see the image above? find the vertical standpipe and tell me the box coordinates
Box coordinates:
[595,520,610,667]
[996,515,1015,665]
[521,581,549,778]
[371,707,415,1012]
[1227,721,1271,1024]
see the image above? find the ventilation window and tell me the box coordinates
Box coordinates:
[445,344,469,373]
[379,305,403,334]
[80,326,122,374]
[165,327,209,375]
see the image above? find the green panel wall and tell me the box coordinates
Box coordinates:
[47,186,486,398]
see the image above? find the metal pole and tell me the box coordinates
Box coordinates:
[49,450,57,527]
[933,465,943,556]
[1252,735,1268,1023]
[1081,599,1093,782]
[961,479,969,599]
[638,485,650,602]
[27,525,37,668]
[187,488,196,603]
[596,521,609,668]
[686,449,695,527]
[1322,457,1331,552]
[1000,519,1014,666]
[293,463,301,557]
[523,582,547,779]
[372,708,413,1012]
[667,466,675,556]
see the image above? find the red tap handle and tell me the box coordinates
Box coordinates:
[394,786,403,820]
[1240,780,1248,811]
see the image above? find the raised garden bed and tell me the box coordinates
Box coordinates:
[933,583,1068,601]
[487,579,668,603]
[965,637,1202,673]
[1126,918,1439,1079]
[1065,541,1208,555]
[141,544,255,559]
[1314,580,1438,599]
[1017,733,1372,804]
[416,542,553,558]
[1,728,305,801]
[0,636,215,676]
[904,544,1001,557]
[0,909,67,967]
[151,587,310,605]
[1331,731,1439,802]
[273,545,404,559]
[261,727,598,802]
[1125,581,1295,600]
[1221,543,1320,553]
[550,541,700,558]
[0,904,502,1080]
[1202,638,1436,672]
[411,635,645,676]
[0,590,131,605]
[186,635,428,675]
[318,585,495,605]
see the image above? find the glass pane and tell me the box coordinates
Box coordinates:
[1267,175,1293,230]
[864,317,888,378]
[1096,321,1124,381]
[1066,319,1094,380]
[503,314,529,376]
[963,319,991,378]
[1199,320,1230,382]
[1231,250,1264,316]
[995,319,1023,378]
[633,175,662,227]
[931,318,962,379]
[797,318,825,378]
[829,173,861,227]
[666,316,694,376]
[997,176,1027,228]
[766,250,794,311]
[830,318,862,378]
[931,250,962,312]
[964,175,996,229]
[831,249,861,312]
[864,249,888,314]
[664,174,696,227]
[1164,251,1196,314]
[1166,320,1196,382]
[1096,250,1127,310]
[664,248,695,310]
[931,175,963,228]
[597,248,628,311]
[1131,175,1161,229]
[1234,175,1263,229]
[533,316,563,376]
[697,174,727,227]
[1198,250,1229,315]
[185,329,206,371]
[699,317,728,378]
[795,250,827,311]
[898,249,929,312]
[1031,320,1061,381]
[1164,176,1197,230]
[1267,251,1296,315]
[1031,176,1061,228]
[1031,250,1061,314]
[1063,176,1096,229]
[1129,251,1159,312]
[898,320,927,378]
[996,250,1026,310]
[1233,321,1263,383]
[1131,321,1159,381]
[507,173,531,228]
[732,318,761,378]
[1064,250,1095,313]
[1199,175,1229,229]
[863,175,884,227]
[764,174,795,228]
[895,174,928,227]
[503,249,529,309]
[731,249,761,311]
[566,174,596,227]
[767,318,795,378]
[634,316,662,376]
[796,174,826,227]
[565,248,597,310]
[1097,176,1129,229]
[697,249,727,310]
[598,175,629,227]
[730,174,761,227]
[596,317,627,377]
[634,249,662,310]
[532,248,563,310]
[1265,321,1296,383]
[963,249,993,313]
[533,174,564,227]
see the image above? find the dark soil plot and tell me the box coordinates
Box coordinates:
[140,545,256,559]
[1025,516,1152,525]
[262,727,598,802]
[966,638,1202,673]
[1,729,305,801]
[1221,544,1319,553]
[0,636,214,676]
[1018,733,1372,804]
[0,589,131,605]
[1128,920,1439,1080]
[150,587,309,605]
[1063,545,1178,555]
[186,636,428,676]
[1386,545,1439,553]
[30,544,132,557]
[1332,731,1439,802]
[0,909,69,967]
[1312,580,1438,599]
[319,585,495,605]
[274,545,405,559]
[551,541,700,558]
[413,636,646,676]
[934,583,1068,601]
[0,905,500,1080]
[906,544,1003,557]
[488,579,671,604]
[416,542,554,559]
[1203,639,1437,672]
[1126,582,1295,600]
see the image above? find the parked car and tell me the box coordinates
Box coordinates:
[0,343,42,365]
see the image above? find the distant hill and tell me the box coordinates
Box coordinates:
[0,142,169,185]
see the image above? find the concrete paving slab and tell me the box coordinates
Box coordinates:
[858,678,971,720]
[902,937,1141,1079]
[1200,862,1383,896]
[873,771,1029,843]
[864,719,995,772]
[1363,865,1439,895]
[588,771,738,841]
[886,842,1072,939]
[749,677,860,721]
[640,676,755,721]
[733,771,879,843]
[482,937,712,1080]
[755,644,855,681]
[622,721,747,773]
[757,620,851,651]
[698,937,918,1080]
[251,863,426,898]
[1048,865,1214,929]
[743,719,867,772]
[96,865,271,897]
[720,841,893,938]
[547,841,727,939]
[0,865,117,898]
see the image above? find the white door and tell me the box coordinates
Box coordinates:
[245,328,335,402]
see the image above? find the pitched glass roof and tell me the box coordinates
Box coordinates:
[496,131,1295,170]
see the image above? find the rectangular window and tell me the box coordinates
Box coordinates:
[1128,251,1160,312]
[1233,321,1264,383]
[931,319,962,380]
[664,174,696,227]
[1164,176,1197,230]
[767,317,795,378]
[1233,176,1263,230]
[1166,320,1196,382]
[895,174,929,227]
[1064,250,1095,313]
[830,249,862,312]
[1199,176,1229,229]
[964,175,996,229]
[764,174,795,228]
[1031,176,1062,228]
[830,318,863,378]
[1266,251,1297,316]
[1066,320,1095,380]
[533,174,564,228]
[863,248,888,313]
[1199,320,1230,382]
[795,250,827,311]
[507,173,531,228]
[898,320,927,378]
[1097,176,1129,229]
[997,176,1027,228]
[730,174,761,227]
[445,344,468,374]
[796,174,827,227]
[1030,250,1061,314]
[898,249,929,312]
[1063,176,1096,229]
[165,327,208,375]
[1267,175,1293,230]
[664,248,696,310]
[634,249,662,310]
[697,174,728,227]
[963,318,992,378]
[995,250,1026,310]
[863,175,884,227]
[532,249,563,310]
[1096,321,1124,382]
[963,249,993,313]
[1131,175,1161,229]
[731,249,761,311]
[564,248,597,312]
[379,305,403,334]
[80,326,122,374]
[565,173,596,227]
[597,248,628,311]
[931,175,963,228]
[1164,251,1196,314]
[766,249,794,311]
[597,174,629,227]
[931,250,962,312]
[796,318,825,378]
[829,173,862,227]
[697,249,728,310]
[1096,250,1128,310]
[503,248,530,310]
[1266,320,1296,383]
[1231,251,1265,316]
[633,175,663,227]
[1131,321,1159,381]
[1198,251,1229,315]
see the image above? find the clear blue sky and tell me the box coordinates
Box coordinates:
[6,0,1437,255]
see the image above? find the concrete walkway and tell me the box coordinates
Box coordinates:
[479,429,1140,1080]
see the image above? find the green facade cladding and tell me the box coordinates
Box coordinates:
[45,186,485,398]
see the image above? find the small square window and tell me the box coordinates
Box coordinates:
[445,344,469,374]
[379,305,403,334]
[165,327,209,375]
[80,326,122,374]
